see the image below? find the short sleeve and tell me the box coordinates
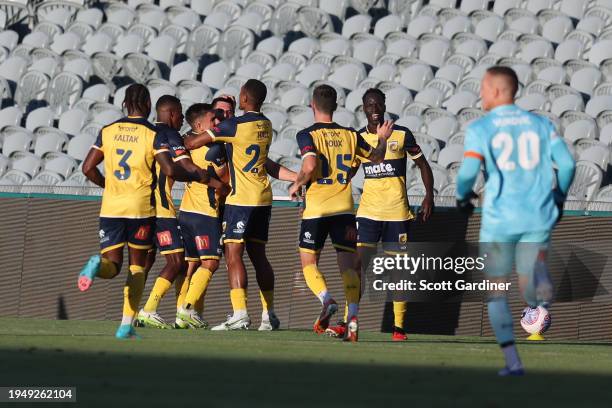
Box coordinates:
[153,130,170,155]
[544,118,562,147]
[92,130,103,150]
[403,129,423,160]
[206,117,238,143]
[463,124,484,161]
[355,131,373,159]
[205,142,227,168]
[166,130,188,161]
[297,129,317,158]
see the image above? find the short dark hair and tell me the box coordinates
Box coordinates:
[362,88,385,104]
[212,95,236,112]
[242,79,267,107]
[123,83,150,116]
[486,66,519,97]
[155,94,181,111]
[312,84,337,114]
[185,103,213,127]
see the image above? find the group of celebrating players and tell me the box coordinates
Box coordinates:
[75,66,576,375]
[76,78,432,343]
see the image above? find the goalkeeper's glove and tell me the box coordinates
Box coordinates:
[456,191,478,216]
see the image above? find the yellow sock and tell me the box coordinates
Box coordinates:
[184,267,213,307]
[393,301,407,329]
[122,265,145,318]
[143,277,172,313]
[176,275,190,310]
[195,293,204,315]
[302,264,328,298]
[230,288,247,312]
[343,301,348,322]
[259,290,274,311]
[99,257,118,279]
[341,268,360,320]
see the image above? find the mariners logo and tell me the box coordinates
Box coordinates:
[388,141,398,152]
[303,231,314,244]
[398,233,408,244]
[99,229,109,244]
[234,220,246,234]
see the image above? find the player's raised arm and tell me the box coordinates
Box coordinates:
[184,116,238,150]
[456,126,482,214]
[289,129,317,199]
[266,158,297,182]
[366,120,394,163]
[82,134,105,188]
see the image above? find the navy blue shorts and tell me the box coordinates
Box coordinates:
[222,205,271,244]
[356,217,410,253]
[98,217,155,254]
[178,211,223,261]
[155,217,184,255]
[299,214,356,253]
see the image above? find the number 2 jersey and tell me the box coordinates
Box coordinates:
[93,116,168,219]
[205,111,273,207]
[356,125,423,221]
[297,122,373,219]
[464,104,560,235]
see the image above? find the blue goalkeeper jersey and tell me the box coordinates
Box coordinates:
[464,104,562,235]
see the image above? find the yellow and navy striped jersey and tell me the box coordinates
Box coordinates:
[206,111,273,206]
[153,123,189,219]
[356,125,423,221]
[93,116,168,218]
[180,136,227,218]
[297,122,373,219]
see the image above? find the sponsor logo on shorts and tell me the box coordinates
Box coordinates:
[234,220,245,234]
[195,235,210,250]
[157,230,173,247]
[222,221,227,232]
[99,229,109,244]
[303,231,314,244]
[398,233,408,244]
[135,225,151,240]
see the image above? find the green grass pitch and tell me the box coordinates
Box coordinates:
[0,318,611,407]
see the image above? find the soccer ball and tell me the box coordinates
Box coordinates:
[520,306,551,335]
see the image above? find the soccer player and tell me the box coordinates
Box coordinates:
[455,66,575,375]
[212,95,236,120]
[183,79,296,331]
[77,84,213,339]
[326,88,434,341]
[174,103,230,328]
[288,84,393,342]
[137,96,228,329]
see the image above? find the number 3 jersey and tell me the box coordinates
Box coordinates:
[464,104,559,235]
[93,116,169,219]
[356,125,423,221]
[206,111,273,207]
[297,122,373,219]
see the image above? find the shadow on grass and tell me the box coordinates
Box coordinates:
[0,348,610,408]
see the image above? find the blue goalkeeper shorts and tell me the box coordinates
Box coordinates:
[479,230,550,277]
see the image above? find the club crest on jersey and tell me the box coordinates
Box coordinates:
[135,225,151,240]
[195,235,210,250]
[303,231,314,244]
[157,230,173,246]
[398,233,408,244]
[388,141,398,152]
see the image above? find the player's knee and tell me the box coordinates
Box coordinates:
[166,254,187,274]
[201,259,219,272]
